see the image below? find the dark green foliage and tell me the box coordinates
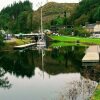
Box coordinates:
[72,0,100,25]
[58,29,66,35]
[73,26,90,37]
[0,33,4,47]
[93,7,100,21]
[0,0,34,34]
[0,2,77,34]
[51,16,64,26]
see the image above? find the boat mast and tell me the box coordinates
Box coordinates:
[40,2,44,41]
[40,5,43,35]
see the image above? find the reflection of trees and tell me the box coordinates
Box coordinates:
[64,46,85,68]
[0,68,11,89]
[0,50,38,78]
[37,46,85,75]
[58,77,96,100]
[81,65,100,82]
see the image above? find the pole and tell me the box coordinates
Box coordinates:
[40,3,44,40]
[42,49,44,79]
[41,6,43,34]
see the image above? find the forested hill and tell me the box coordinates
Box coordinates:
[33,2,77,27]
[0,0,99,34]
[72,0,100,25]
[0,0,33,34]
[0,1,77,34]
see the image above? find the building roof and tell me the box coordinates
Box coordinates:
[86,24,96,29]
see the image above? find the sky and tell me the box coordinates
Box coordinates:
[0,0,80,11]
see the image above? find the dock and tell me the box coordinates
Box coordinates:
[14,43,36,50]
[82,45,100,63]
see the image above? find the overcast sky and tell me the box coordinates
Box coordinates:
[0,0,80,11]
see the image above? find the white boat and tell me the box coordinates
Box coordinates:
[37,36,46,46]
[36,3,46,47]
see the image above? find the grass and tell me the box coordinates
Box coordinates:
[91,84,100,100]
[49,36,100,45]
[15,38,32,45]
[50,42,88,48]
[3,38,32,50]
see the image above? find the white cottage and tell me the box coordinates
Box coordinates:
[85,22,100,34]
[94,23,100,33]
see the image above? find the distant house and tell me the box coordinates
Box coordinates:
[0,30,12,40]
[85,22,100,34]
[0,30,5,35]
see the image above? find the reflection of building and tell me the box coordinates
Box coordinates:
[85,22,100,34]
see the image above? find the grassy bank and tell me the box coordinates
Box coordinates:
[91,84,100,100]
[49,36,100,45]
[2,38,32,50]
[50,42,88,48]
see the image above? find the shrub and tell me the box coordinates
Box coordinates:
[73,26,90,37]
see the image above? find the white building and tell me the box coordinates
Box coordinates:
[85,22,100,34]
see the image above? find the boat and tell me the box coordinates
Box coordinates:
[36,4,46,47]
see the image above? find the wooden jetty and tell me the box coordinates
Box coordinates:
[14,43,36,50]
[82,45,100,63]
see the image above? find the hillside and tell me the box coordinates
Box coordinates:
[33,2,78,29]
[0,1,77,33]
[71,0,100,25]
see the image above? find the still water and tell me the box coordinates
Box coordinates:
[0,46,99,100]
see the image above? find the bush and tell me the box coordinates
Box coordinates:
[58,28,73,35]
[73,26,90,37]
[0,34,4,47]
[58,28,66,35]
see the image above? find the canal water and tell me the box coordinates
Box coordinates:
[0,46,99,100]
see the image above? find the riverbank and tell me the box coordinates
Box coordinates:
[2,38,32,50]
[90,84,100,100]
[49,36,100,45]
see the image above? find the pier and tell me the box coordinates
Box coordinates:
[14,43,36,50]
[82,45,100,63]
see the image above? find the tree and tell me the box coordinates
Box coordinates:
[0,0,33,34]
[73,26,90,37]
[93,7,100,21]
[71,0,100,25]
[0,31,4,48]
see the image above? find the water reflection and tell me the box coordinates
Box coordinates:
[0,68,11,89]
[0,45,99,99]
[58,77,97,100]
[37,46,85,75]
[0,46,99,80]
[81,63,100,82]
[0,50,36,78]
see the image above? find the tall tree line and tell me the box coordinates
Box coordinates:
[71,0,100,25]
[0,0,39,34]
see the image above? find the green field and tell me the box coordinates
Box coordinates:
[49,36,100,45]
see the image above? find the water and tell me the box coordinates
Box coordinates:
[0,46,98,100]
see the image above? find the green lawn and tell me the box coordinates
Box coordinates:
[49,36,100,44]
[50,42,87,48]
[91,85,100,100]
